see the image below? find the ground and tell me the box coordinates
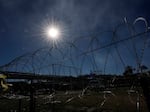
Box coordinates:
[0,87,149,112]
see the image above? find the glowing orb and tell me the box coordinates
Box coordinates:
[46,26,60,39]
[41,19,67,46]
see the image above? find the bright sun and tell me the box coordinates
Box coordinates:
[46,27,60,39]
[42,19,66,45]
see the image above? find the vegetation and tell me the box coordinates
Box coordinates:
[0,87,149,112]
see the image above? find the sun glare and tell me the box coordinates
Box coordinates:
[41,19,67,47]
[46,26,60,39]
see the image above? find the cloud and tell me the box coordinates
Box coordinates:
[1,0,148,32]
[41,0,140,34]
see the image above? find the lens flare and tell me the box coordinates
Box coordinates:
[39,18,68,47]
[46,26,60,40]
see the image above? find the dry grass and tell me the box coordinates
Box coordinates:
[0,87,149,112]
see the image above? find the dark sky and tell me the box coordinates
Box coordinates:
[0,0,150,75]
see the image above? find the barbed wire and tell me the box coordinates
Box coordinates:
[0,17,149,76]
[0,17,150,112]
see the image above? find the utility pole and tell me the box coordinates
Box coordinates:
[30,79,35,112]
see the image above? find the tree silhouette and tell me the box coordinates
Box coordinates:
[140,65,148,73]
[123,66,133,76]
